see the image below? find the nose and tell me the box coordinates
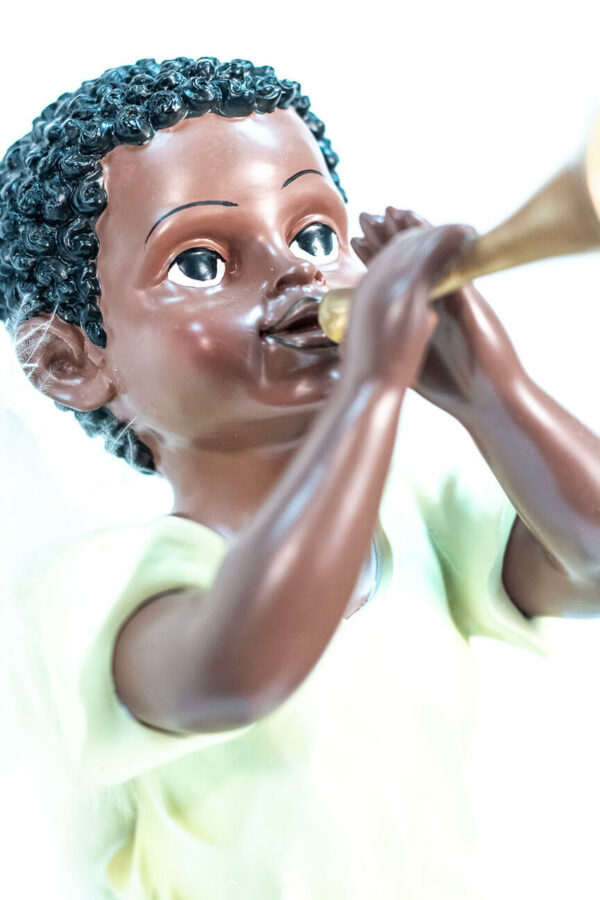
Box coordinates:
[266,254,327,299]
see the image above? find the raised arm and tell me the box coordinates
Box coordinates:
[353,209,600,620]
[453,333,600,619]
[112,224,470,735]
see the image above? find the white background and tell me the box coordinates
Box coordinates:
[1,1,600,896]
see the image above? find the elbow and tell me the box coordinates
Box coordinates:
[161,668,301,735]
[169,697,264,735]
[557,545,600,599]
[124,685,268,736]
[505,517,600,617]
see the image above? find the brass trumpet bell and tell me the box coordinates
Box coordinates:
[318,114,600,345]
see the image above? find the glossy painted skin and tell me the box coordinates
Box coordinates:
[354,211,600,614]
[18,108,600,734]
[95,110,364,536]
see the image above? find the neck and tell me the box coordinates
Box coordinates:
[154,415,318,540]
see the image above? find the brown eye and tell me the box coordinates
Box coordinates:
[168,247,226,287]
[290,223,339,264]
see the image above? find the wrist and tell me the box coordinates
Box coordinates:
[339,361,408,406]
[458,365,533,438]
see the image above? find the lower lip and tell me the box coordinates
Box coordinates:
[263,328,338,351]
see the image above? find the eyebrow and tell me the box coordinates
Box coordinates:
[145,199,239,244]
[281,169,324,189]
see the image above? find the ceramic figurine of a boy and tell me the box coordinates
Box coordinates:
[2,56,600,899]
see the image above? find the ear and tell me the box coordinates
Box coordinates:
[15,314,116,411]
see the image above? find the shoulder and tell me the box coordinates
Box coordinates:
[38,516,241,785]
[43,515,226,599]
[40,515,227,666]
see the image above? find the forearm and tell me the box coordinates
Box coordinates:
[458,369,600,615]
[191,374,404,722]
[114,373,407,733]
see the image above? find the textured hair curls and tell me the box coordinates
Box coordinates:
[0,56,345,473]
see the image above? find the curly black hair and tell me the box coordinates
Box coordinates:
[0,56,345,473]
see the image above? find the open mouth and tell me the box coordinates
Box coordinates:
[259,296,337,351]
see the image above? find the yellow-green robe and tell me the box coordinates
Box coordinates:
[38,420,544,900]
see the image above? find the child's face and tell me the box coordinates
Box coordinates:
[95,108,364,456]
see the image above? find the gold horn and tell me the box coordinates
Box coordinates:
[318,114,600,345]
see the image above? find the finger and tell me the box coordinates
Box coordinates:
[409,210,431,228]
[414,224,475,283]
[350,236,373,265]
[388,207,432,231]
[358,212,387,253]
[372,224,472,295]
[382,207,419,240]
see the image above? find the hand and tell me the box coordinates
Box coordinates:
[344,210,473,392]
[351,208,524,422]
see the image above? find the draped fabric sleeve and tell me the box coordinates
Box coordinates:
[410,431,547,655]
[39,516,253,787]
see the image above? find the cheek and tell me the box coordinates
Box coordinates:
[106,306,260,426]
[171,305,264,387]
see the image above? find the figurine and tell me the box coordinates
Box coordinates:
[2,56,600,899]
